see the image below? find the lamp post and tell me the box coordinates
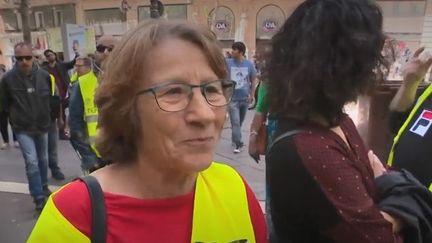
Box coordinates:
[19,0,31,43]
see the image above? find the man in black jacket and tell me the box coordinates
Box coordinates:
[0,43,53,212]
[42,49,76,140]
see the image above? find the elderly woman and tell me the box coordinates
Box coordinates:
[266,0,432,243]
[28,21,267,243]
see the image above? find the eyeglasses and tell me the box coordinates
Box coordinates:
[96,44,113,53]
[15,56,33,62]
[136,79,236,112]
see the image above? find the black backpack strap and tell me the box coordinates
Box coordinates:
[267,129,305,152]
[80,176,107,243]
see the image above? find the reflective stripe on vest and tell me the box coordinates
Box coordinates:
[49,74,56,96]
[70,72,78,84]
[27,162,256,243]
[388,84,432,167]
[388,84,432,192]
[78,71,100,157]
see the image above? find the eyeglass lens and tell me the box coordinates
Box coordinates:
[153,80,234,112]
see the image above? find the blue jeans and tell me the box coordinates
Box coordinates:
[229,99,249,147]
[48,122,61,172]
[15,132,48,200]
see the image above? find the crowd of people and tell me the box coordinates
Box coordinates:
[1,0,432,242]
[0,35,117,211]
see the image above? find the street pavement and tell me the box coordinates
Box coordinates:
[0,111,264,243]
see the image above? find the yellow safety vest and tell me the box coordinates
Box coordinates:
[388,83,432,190]
[27,162,256,243]
[49,74,56,96]
[70,72,78,84]
[78,71,100,157]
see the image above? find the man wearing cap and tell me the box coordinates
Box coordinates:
[42,49,77,140]
[69,36,117,174]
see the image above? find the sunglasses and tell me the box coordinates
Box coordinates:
[96,44,113,53]
[15,56,33,61]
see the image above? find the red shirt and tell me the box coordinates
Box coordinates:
[53,179,267,243]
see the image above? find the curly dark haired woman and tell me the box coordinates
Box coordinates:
[265,0,432,242]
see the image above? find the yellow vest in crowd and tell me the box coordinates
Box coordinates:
[70,72,78,84]
[388,83,432,191]
[27,162,256,243]
[78,71,100,157]
[49,74,56,96]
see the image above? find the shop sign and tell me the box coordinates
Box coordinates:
[263,19,278,32]
[215,20,230,33]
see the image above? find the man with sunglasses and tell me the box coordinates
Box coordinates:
[0,42,54,211]
[93,36,116,75]
[41,49,77,141]
[69,36,118,174]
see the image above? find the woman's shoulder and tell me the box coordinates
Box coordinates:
[270,123,351,168]
[52,180,92,237]
[53,179,90,206]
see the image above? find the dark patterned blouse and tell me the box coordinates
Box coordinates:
[267,115,403,243]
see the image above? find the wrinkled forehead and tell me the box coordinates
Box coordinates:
[97,36,117,47]
[75,59,84,65]
[15,46,32,55]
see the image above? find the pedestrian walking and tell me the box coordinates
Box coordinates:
[69,36,117,174]
[0,63,18,149]
[226,42,258,153]
[46,73,65,181]
[0,42,54,211]
[42,49,77,140]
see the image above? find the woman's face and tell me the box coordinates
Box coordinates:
[135,38,226,174]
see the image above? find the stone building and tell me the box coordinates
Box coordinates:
[1,0,431,58]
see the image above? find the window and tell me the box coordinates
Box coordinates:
[15,11,22,30]
[256,5,285,40]
[54,10,63,27]
[85,8,125,25]
[138,4,187,22]
[35,11,45,28]
[207,6,235,40]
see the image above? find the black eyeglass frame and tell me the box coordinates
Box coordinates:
[135,79,236,112]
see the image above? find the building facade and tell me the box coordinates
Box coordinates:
[74,0,303,57]
[0,0,431,60]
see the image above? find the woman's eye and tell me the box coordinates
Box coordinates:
[159,86,186,97]
[205,85,222,94]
